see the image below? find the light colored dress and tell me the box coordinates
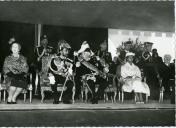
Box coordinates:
[121,62,150,96]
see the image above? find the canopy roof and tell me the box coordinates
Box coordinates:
[0,1,174,32]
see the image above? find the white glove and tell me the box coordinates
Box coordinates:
[104,67,109,73]
[96,56,100,61]
[74,51,78,56]
[68,68,73,75]
[76,62,81,67]
[48,75,55,85]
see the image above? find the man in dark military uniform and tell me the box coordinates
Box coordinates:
[95,40,116,101]
[75,41,101,104]
[48,40,74,104]
[142,42,153,64]
[124,41,132,53]
[142,42,162,100]
[34,35,53,95]
[36,35,53,71]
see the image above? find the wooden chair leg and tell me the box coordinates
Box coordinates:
[134,95,137,102]
[72,86,75,104]
[35,72,39,95]
[159,91,163,102]
[81,91,84,102]
[0,91,1,102]
[159,92,161,102]
[146,95,148,102]
[104,93,106,102]
[118,91,121,101]
[41,89,45,103]
[161,92,163,102]
[30,90,32,103]
[24,93,26,102]
[122,91,124,103]
[162,92,164,102]
[3,90,6,102]
[85,89,88,103]
[106,93,108,101]
[114,92,117,103]
[111,94,113,103]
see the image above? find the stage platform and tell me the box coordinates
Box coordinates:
[0,100,175,126]
[0,99,174,110]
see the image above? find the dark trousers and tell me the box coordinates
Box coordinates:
[51,75,73,102]
[97,77,108,99]
[170,85,175,104]
[87,77,108,101]
[87,80,97,101]
[170,80,175,104]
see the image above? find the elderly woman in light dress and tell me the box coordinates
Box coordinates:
[121,52,150,104]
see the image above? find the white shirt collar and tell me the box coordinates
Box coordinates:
[125,62,134,67]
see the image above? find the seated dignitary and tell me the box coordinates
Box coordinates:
[159,54,175,100]
[121,52,150,103]
[75,41,100,104]
[3,42,29,104]
[48,40,74,104]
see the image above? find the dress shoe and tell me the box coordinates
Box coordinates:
[53,101,60,104]
[92,101,96,104]
[94,99,98,104]
[94,96,99,104]
[91,99,98,104]
[91,99,95,104]
[11,101,17,104]
[7,101,12,104]
[63,100,72,104]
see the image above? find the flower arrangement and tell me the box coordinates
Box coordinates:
[116,38,144,57]
[116,38,155,67]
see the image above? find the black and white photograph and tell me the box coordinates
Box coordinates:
[0,0,175,127]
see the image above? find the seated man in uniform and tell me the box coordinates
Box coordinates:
[75,41,100,104]
[48,40,74,104]
[96,40,115,100]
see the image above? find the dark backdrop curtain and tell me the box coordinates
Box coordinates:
[43,25,108,59]
[0,21,35,72]
[0,22,108,72]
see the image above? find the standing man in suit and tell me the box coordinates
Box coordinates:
[160,54,175,101]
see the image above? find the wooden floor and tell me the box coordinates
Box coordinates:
[0,99,174,110]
